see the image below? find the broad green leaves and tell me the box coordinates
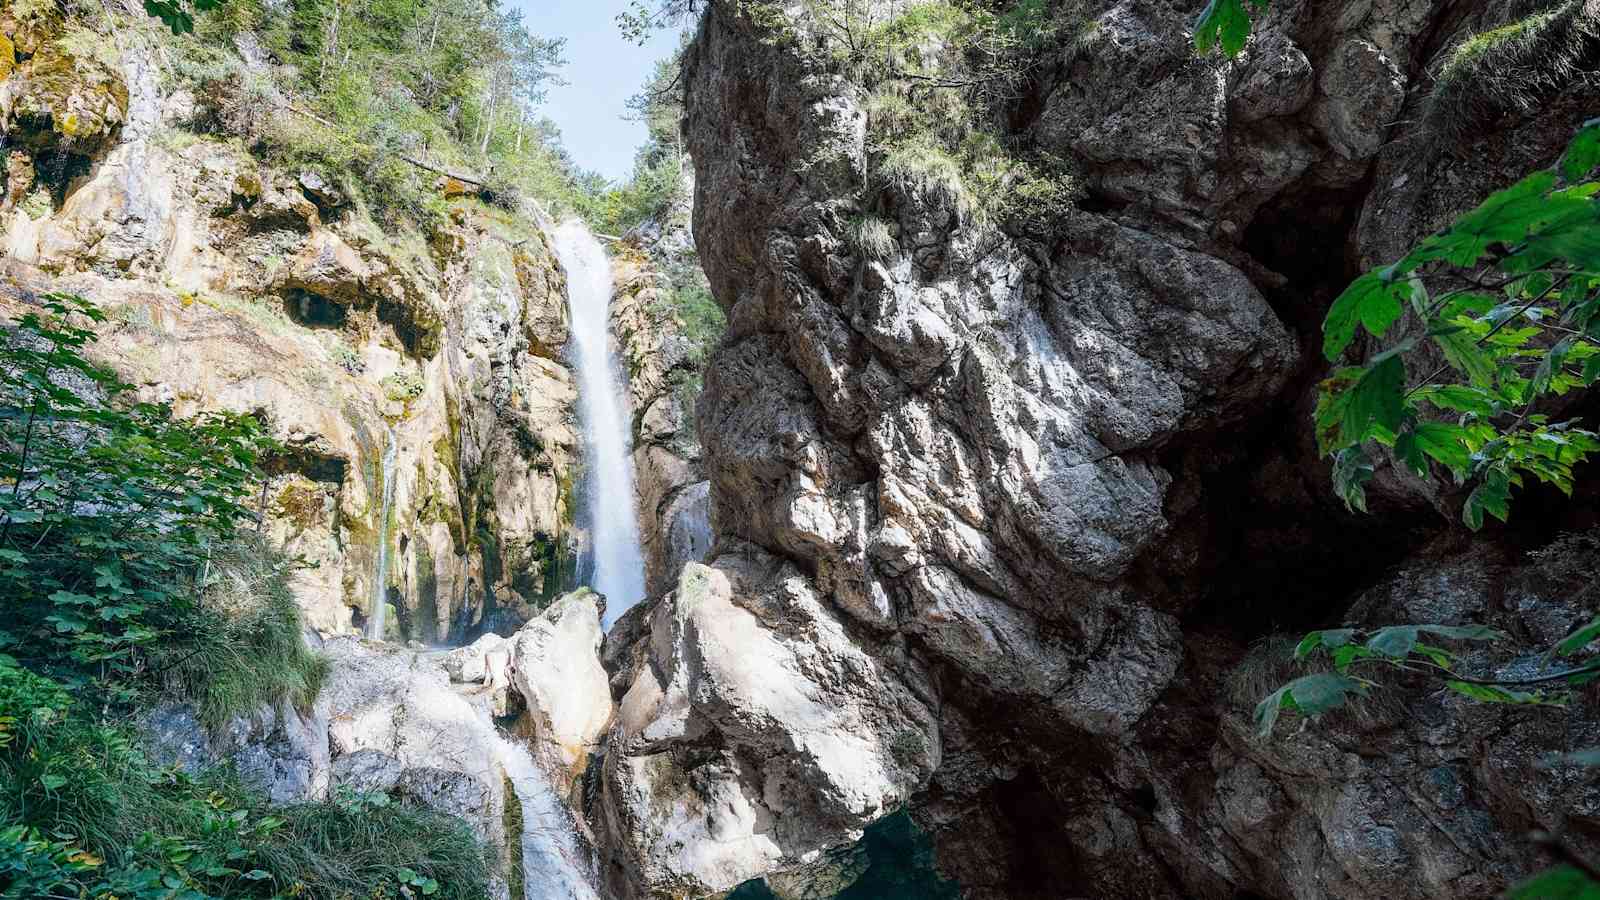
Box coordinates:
[1315,126,1600,528]
[1,294,274,689]
[1562,119,1600,181]
[1193,0,1267,55]
[1257,622,1506,736]
[142,0,226,35]
[1444,681,1550,705]
[1254,673,1368,737]
[1339,351,1407,445]
[1322,273,1409,362]
[1508,865,1600,900]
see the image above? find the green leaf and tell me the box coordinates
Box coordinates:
[1340,354,1406,445]
[1331,446,1374,513]
[1507,864,1600,900]
[1254,684,1290,738]
[1193,0,1252,55]
[1313,368,1363,454]
[1417,624,1502,642]
[1414,171,1563,267]
[1322,273,1408,361]
[1411,643,1454,668]
[1287,672,1369,716]
[1563,120,1600,181]
[1394,428,1426,476]
[1365,626,1418,658]
[1411,422,1473,474]
[1555,616,1600,656]
[1530,336,1578,398]
[1463,467,1513,530]
[1295,629,1355,659]
[39,774,67,791]
[1445,680,1550,705]
[1331,644,1374,672]
[1583,354,1600,386]
[1412,384,1498,416]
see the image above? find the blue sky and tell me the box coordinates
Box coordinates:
[516,0,687,182]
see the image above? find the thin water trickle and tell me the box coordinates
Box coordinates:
[366,423,398,640]
[552,221,647,629]
[488,727,601,900]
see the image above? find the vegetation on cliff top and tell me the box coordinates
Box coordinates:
[161,0,581,228]
[619,0,1080,241]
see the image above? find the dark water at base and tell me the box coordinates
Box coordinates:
[727,812,960,900]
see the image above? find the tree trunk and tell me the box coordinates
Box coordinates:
[320,1,342,85]
[479,70,500,156]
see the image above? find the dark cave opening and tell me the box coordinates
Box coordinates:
[988,767,1088,897]
[1176,178,1440,641]
[283,288,348,329]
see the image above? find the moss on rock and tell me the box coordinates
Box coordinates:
[1,42,129,157]
[1426,0,1600,142]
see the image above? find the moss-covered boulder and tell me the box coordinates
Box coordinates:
[0,41,128,157]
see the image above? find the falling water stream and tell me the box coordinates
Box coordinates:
[552,220,647,629]
[487,725,601,900]
[366,423,398,640]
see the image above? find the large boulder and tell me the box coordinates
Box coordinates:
[596,554,939,896]
[509,588,614,780]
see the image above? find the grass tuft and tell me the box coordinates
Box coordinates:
[156,536,330,731]
[879,138,979,222]
[850,214,898,261]
[1425,0,1600,142]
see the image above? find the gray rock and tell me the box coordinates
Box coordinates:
[331,748,404,795]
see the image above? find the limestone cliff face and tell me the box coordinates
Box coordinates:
[1,36,578,643]
[592,0,1600,897]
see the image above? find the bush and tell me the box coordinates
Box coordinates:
[0,293,489,900]
[0,294,275,699]
[380,371,426,404]
[0,659,487,900]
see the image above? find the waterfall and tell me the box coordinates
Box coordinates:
[552,221,646,629]
[489,729,601,900]
[366,423,398,640]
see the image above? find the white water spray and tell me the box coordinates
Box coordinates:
[552,221,646,629]
[366,423,398,640]
[488,728,601,900]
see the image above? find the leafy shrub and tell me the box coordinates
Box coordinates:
[1314,123,1600,527]
[381,371,426,404]
[329,339,363,375]
[0,293,487,899]
[0,294,275,698]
